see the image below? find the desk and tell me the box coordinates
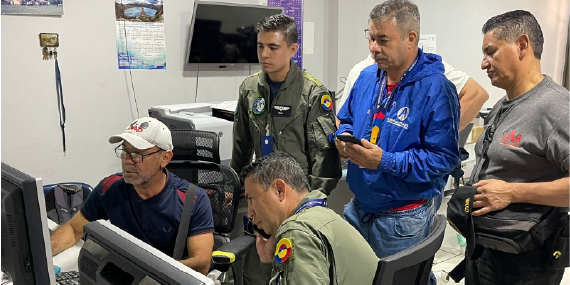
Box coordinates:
[48,218,82,272]
[53,240,83,272]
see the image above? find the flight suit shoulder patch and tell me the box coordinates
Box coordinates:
[248,71,261,78]
[274,237,294,264]
[302,72,323,87]
[320,94,333,112]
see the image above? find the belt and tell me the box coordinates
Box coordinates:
[388,199,428,212]
[360,199,429,224]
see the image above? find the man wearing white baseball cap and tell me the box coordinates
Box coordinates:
[50,117,215,275]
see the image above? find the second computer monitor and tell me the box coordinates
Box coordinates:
[79,220,215,285]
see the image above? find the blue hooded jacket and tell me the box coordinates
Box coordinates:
[336,49,460,213]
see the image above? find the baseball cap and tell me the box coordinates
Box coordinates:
[446,185,477,259]
[108,117,173,151]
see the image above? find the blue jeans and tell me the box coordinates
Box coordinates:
[434,191,444,211]
[344,197,437,285]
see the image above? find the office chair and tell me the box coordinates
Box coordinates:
[43,182,93,224]
[373,214,446,285]
[43,182,93,195]
[167,130,248,284]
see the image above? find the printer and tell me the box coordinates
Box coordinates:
[149,103,234,161]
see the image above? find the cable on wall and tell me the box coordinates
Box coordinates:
[121,0,140,118]
[194,66,200,103]
[55,58,67,154]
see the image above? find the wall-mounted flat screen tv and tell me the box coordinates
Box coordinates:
[186,1,283,66]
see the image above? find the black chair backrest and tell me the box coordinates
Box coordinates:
[171,129,221,164]
[168,161,240,234]
[373,214,446,285]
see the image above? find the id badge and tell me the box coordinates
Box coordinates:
[261,136,274,156]
[371,125,381,144]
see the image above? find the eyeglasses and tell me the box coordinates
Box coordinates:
[115,146,163,163]
[364,29,371,41]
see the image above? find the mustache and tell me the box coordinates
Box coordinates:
[122,165,138,172]
[371,53,386,60]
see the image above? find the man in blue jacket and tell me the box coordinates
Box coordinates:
[335,0,460,275]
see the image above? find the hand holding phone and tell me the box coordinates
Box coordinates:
[336,134,362,145]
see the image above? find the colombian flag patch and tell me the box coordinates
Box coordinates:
[274,238,293,264]
[321,94,333,111]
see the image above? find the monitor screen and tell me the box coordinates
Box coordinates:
[1,162,55,285]
[186,2,283,66]
[79,220,215,285]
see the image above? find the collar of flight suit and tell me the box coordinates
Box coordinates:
[257,60,302,93]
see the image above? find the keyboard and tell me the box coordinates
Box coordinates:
[55,270,80,285]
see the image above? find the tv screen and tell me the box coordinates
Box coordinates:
[186,2,283,66]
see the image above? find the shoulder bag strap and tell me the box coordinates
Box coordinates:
[173,183,199,260]
[469,108,504,184]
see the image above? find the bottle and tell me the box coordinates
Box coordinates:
[456,233,467,256]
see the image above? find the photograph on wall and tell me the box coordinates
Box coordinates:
[115,0,166,69]
[1,0,63,16]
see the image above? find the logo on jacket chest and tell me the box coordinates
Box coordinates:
[500,129,522,148]
[253,97,266,115]
[386,107,409,130]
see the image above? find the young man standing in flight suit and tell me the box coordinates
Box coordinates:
[231,13,341,285]
[231,13,341,195]
[231,14,342,284]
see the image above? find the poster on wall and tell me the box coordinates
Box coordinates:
[419,34,436,53]
[1,0,63,16]
[115,0,166,69]
[268,0,303,69]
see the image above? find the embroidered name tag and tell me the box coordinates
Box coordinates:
[272,105,292,117]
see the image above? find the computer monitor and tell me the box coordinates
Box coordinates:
[78,220,215,285]
[1,162,55,284]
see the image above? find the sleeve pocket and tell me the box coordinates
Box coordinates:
[310,116,336,150]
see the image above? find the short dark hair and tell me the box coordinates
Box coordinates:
[257,13,298,46]
[482,10,544,59]
[369,0,420,43]
[240,152,309,194]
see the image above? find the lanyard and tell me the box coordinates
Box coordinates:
[370,54,419,144]
[374,54,419,114]
[293,199,327,215]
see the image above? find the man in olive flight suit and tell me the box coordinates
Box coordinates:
[231,14,342,285]
[242,152,378,285]
[231,14,341,195]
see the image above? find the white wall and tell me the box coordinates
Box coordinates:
[1,0,326,186]
[336,0,570,107]
[3,0,567,186]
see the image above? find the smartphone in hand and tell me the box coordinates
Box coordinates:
[336,134,362,145]
[253,224,272,239]
[243,214,272,239]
